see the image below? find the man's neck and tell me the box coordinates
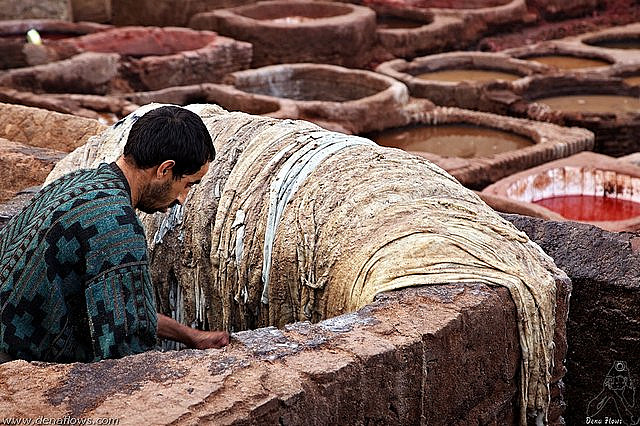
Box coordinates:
[115,156,151,209]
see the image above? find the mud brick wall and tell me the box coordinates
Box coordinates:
[503,214,640,425]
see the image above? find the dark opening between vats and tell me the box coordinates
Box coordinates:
[412,0,512,8]
[584,36,640,50]
[376,15,429,29]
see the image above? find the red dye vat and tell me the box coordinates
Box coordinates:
[534,195,640,222]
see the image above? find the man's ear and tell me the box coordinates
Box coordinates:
[156,160,176,178]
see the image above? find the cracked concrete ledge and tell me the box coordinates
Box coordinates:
[0,282,569,425]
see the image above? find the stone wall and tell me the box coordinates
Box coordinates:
[0,282,570,425]
[503,214,640,425]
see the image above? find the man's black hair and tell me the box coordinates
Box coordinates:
[124,106,215,178]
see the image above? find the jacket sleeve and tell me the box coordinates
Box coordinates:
[85,263,157,360]
[80,199,158,361]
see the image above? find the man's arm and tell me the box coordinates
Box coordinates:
[157,314,229,349]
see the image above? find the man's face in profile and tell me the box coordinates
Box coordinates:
[138,163,209,214]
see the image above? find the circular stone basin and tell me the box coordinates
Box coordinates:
[584,38,640,50]
[482,152,640,230]
[235,68,383,102]
[524,55,611,69]
[371,123,533,158]
[224,63,409,134]
[533,195,640,221]
[536,95,640,114]
[415,69,521,82]
[190,1,375,68]
[62,27,217,57]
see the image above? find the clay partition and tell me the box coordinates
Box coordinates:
[482,152,640,232]
[503,214,640,426]
[217,63,412,134]
[504,41,617,72]
[364,106,594,189]
[0,19,111,70]
[0,103,105,202]
[369,4,465,58]
[502,75,640,157]
[0,280,571,425]
[375,52,547,113]
[189,1,377,68]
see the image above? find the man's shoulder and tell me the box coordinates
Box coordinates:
[0,163,134,247]
[47,163,125,194]
[38,163,130,213]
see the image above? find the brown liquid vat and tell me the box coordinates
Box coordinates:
[415,69,521,82]
[370,123,533,158]
[570,23,640,65]
[189,1,376,68]
[364,106,593,189]
[482,152,640,231]
[494,75,640,157]
[376,52,546,112]
[536,95,640,114]
[219,63,412,134]
[503,41,618,73]
[524,55,611,70]
[623,75,640,85]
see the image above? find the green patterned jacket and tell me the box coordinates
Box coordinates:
[0,163,157,362]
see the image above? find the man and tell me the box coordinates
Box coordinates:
[0,105,229,363]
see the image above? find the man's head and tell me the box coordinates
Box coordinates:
[123,106,215,214]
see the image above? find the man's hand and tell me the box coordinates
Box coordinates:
[189,329,230,349]
[157,313,230,349]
